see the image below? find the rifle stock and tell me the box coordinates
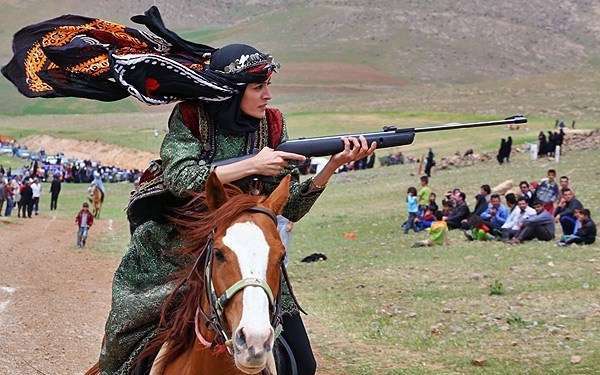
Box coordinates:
[211,115,527,167]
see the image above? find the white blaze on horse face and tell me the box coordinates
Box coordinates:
[223,222,274,349]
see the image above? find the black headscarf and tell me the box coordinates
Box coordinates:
[2,6,278,134]
[205,44,271,134]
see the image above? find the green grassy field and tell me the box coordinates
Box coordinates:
[1,112,598,373]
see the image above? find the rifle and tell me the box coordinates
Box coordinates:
[213,115,527,166]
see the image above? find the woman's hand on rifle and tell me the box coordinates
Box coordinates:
[310,136,377,190]
[250,147,306,176]
[328,136,377,169]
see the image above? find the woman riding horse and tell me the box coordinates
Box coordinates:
[3,7,375,374]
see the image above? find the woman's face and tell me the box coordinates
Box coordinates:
[240,79,272,119]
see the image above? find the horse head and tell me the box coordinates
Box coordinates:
[203,172,290,374]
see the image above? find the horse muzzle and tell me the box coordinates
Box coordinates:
[233,325,275,373]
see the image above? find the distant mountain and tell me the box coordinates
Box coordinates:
[2,0,600,117]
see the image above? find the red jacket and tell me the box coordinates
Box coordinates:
[75,210,94,227]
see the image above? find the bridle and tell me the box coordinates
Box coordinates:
[188,206,303,355]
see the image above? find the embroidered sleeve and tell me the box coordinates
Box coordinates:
[161,104,212,197]
[278,113,324,222]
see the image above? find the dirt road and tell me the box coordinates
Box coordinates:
[0,216,119,374]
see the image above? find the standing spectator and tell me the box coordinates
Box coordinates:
[75,202,94,248]
[535,169,559,213]
[559,176,571,195]
[15,178,23,218]
[480,194,509,234]
[496,138,506,164]
[403,187,419,234]
[444,192,470,230]
[277,215,294,267]
[19,179,33,219]
[424,148,435,177]
[501,196,536,241]
[31,177,42,215]
[50,174,62,211]
[519,181,533,205]
[538,132,547,157]
[4,179,15,216]
[0,177,5,216]
[547,131,556,156]
[473,184,491,216]
[554,188,583,235]
[505,136,512,162]
[557,209,597,246]
[417,176,432,210]
[511,201,555,244]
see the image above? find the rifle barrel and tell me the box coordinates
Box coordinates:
[413,116,527,134]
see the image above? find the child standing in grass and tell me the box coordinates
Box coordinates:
[403,186,419,234]
[412,211,449,247]
[75,202,94,248]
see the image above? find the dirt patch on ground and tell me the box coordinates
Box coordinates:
[21,135,155,170]
[0,216,119,374]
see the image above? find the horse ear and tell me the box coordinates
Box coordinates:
[205,172,228,211]
[263,175,291,215]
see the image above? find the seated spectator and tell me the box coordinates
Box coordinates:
[464,215,495,241]
[511,200,555,244]
[559,175,571,195]
[535,169,559,213]
[444,192,470,230]
[557,209,597,246]
[505,193,517,213]
[501,196,536,241]
[412,211,448,247]
[554,188,583,235]
[518,181,533,205]
[427,192,439,212]
[473,184,491,216]
[441,199,452,217]
[415,207,435,231]
[480,194,509,233]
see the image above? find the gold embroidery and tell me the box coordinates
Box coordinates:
[24,42,52,93]
[67,54,110,76]
[24,18,150,93]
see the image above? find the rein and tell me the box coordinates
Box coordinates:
[189,206,295,354]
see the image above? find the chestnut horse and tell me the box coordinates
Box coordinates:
[88,173,295,375]
[89,185,103,219]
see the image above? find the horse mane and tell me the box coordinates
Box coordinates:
[135,184,264,369]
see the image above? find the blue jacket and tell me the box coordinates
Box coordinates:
[480,203,509,228]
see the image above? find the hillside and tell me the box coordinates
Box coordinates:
[2,1,600,117]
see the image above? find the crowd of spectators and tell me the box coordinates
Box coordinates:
[0,141,142,184]
[404,169,596,247]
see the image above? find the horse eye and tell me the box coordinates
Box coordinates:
[214,249,226,262]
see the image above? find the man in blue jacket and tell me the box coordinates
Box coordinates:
[512,200,555,243]
[480,194,509,234]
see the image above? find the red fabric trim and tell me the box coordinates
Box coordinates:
[144,77,160,96]
[179,101,201,140]
[265,107,283,148]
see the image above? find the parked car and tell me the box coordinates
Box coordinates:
[16,149,31,159]
[0,146,13,155]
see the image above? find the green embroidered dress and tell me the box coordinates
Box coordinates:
[98,103,323,374]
